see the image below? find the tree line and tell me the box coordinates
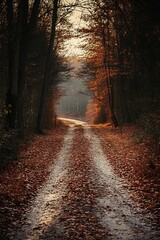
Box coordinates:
[1,0,160,131]
[0,0,76,134]
[81,0,160,126]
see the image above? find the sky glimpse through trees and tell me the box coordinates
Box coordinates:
[0,0,159,131]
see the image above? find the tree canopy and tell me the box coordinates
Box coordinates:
[0,0,160,131]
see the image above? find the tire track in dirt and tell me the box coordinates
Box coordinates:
[58,127,109,240]
[9,125,160,239]
[14,127,74,240]
[84,127,158,240]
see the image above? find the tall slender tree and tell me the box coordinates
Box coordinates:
[36,0,59,133]
[6,0,41,131]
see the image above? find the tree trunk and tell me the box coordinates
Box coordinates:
[6,0,21,129]
[36,0,58,133]
[16,0,28,131]
[114,0,131,124]
[102,23,119,127]
[6,0,41,131]
[17,0,40,132]
[16,42,27,131]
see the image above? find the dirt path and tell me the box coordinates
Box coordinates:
[84,127,157,239]
[9,126,160,239]
[14,127,74,240]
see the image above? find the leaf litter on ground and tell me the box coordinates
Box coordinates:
[93,125,160,226]
[0,126,68,238]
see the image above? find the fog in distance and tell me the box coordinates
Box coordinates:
[56,57,91,120]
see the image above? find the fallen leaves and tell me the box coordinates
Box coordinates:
[0,126,68,239]
[1,124,159,239]
[59,128,108,240]
[94,125,160,225]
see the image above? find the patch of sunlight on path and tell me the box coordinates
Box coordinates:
[84,127,158,240]
[16,127,75,240]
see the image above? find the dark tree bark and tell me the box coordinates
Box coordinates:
[6,0,14,129]
[17,0,41,131]
[102,25,119,127]
[36,0,59,133]
[114,0,131,124]
[6,0,41,131]
[16,0,29,131]
[6,0,21,129]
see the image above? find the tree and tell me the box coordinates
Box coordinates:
[80,0,160,125]
[36,0,59,133]
[6,0,41,131]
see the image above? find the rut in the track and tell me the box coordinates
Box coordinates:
[13,126,158,240]
[14,128,74,240]
[57,127,109,240]
[84,127,157,240]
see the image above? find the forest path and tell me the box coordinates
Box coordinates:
[15,126,158,240]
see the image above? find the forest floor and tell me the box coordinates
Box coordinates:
[0,123,160,239]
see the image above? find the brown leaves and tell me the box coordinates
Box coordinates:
[58,127,108,240]
[0,126,68,238]
[94,126,160,223]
